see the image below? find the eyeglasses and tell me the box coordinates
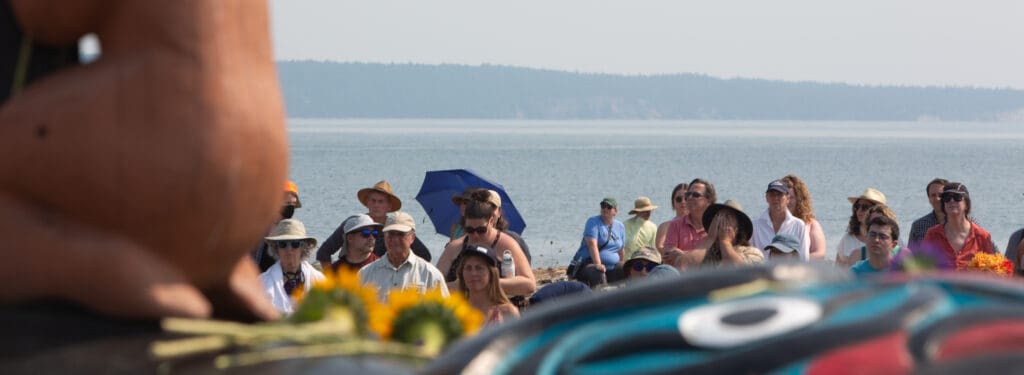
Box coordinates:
[464,226,488,234]
[853,203,875,211]
[867,231,892,241]
[274,240,304,249]
[674,195,685,203]
[684,192,704,199]
[359,229,380,238]
[941,193,964,203]
[600,203,614,210]
[630,262,657,272]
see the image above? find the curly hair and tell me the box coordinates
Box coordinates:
[846,199,874,236]
[266,240,316,261]
[860,205,898,239]
[781,174,815,221]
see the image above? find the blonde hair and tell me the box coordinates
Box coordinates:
[456,255,510,305]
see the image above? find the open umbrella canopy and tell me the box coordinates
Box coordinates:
[415,169,526,237]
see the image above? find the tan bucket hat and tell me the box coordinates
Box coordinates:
[264,219,318,246]
[357,180,403,211]
[626,245,662,265]
[628,196,658,215]
[847,188,887,206]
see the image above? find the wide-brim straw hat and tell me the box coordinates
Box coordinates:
[701,199,753,244]
[357,180,403,211]
[847,188,887,206]
[264,219,318,247]
[628,196,658,215]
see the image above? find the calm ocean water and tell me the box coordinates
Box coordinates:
[288,119,1024,268]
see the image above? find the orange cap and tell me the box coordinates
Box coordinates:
[284,180,302,208]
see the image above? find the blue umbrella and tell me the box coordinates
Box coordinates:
[415,169,526,237]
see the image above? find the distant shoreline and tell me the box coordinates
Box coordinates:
[277,61,1024,122]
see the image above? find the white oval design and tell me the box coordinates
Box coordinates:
[678,296,822,349]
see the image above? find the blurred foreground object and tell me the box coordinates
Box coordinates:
[0,0,287,320]
[429,263,1024,375]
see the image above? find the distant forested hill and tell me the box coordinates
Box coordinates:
[277,61,1024,121]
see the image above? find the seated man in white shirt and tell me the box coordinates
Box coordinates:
[751,180,810,261]
[359,211,449,300]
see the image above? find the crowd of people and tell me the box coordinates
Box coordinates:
[254,180,534,327]
[255,176,1024,329]
[567,176,1014,284]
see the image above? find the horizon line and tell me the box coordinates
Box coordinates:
[275,59,1024,92]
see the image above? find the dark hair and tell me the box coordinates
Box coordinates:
[452,188,508,237]
[845,195,881,236]
[688,178,717,203]
[926,178,949,195]
[670,182,689,205]
[465,200,497,221]
[867,215,900,242]
[940,182,971,218]
[469,189,509,230]
[846,202,863,236]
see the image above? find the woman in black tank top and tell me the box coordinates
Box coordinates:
[437,194,537,297]
[447,229,502,282]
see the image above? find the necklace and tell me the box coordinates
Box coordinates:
[283,269,304,295]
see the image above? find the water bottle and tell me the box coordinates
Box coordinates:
[501,250,515,278]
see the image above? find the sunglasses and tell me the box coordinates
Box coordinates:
[941,193,965,203]
[684,192,704,199]
[853,203,875,211]
[359,229,380,238]
[464,226,488,234]
[274,240,304,249]
[630,262,657,272]
[600,203,614,210]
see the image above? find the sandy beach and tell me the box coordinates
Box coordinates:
[533,266,569,287]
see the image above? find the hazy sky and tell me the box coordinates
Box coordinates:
[269,1,1024,89]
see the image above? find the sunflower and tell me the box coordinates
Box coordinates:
[966,252,1013,277]
[380,288,483,355]
[289,268,388,336]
